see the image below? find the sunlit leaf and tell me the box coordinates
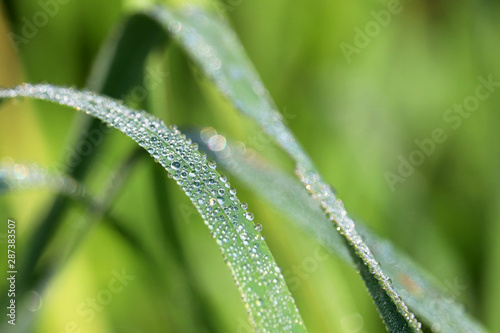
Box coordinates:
[0,84,307,333]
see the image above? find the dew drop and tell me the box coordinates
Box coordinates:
[200,127,217,142]
[24,290,42,312]
[13,164,29,180]
[241,202,248,210]
[431,323,441,332]
[209,198,217,206]
[208,134,226,151]
[254,223,263,232]
[252,81,265,95]
[168,20,182,33]
[245,212,254,221]
[170,161,181,170]
[341,313,364,332]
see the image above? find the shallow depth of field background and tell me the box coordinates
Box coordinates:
[1,0,499,332]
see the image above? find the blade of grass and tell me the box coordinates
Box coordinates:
[0,160,87,198]
[86,13,168,96]
[147,5,420,332]
[0,84,308,332]
[0,154,150,261]
[193,134,487,333]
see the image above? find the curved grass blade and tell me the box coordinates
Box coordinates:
[147,5,420,332]
[295,170,419,332]
[0,84,307,333]
[87,13,168,96]
[0,155,151,269]
[0,160,86,199]
[195,134,486,333]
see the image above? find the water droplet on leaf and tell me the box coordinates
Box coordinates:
[171,161,181,170]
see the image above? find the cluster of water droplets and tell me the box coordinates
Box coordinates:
[0,84,306,332]
[146,5,423,330]
[205,131,482,332]
[295,165,422,332]
[0,158,84,198]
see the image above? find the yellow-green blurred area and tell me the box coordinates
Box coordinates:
[1,0,499,332]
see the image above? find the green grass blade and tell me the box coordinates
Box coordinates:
[198,136,486,333]
[0,154,151,268]
[87,13,168,95]
[295,170,418,332]
[0,84,308,333]
[148,5,420,332]
[0,160,86,198]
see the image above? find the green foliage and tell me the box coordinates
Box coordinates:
[148,6,420,331]
[0,84,307,332]
[0,1,497,332]
[201,139,486,332]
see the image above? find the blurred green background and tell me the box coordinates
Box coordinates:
[1,0,499,332]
